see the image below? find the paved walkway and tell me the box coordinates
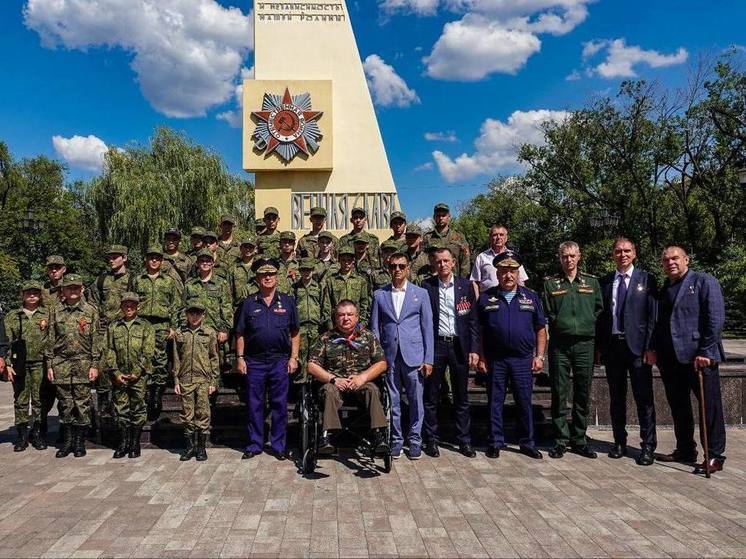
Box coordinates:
[1,389,746,558]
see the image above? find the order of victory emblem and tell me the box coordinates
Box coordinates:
[251,88,323,163]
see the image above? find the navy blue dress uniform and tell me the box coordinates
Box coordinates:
[596,266,658,464]
[421,272,479,456]
[235,258,300,458]
[475,252,546,457]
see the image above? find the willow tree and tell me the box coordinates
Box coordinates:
[86,127,254,257]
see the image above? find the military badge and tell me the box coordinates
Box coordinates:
[78,318,89,334]
[636,283,644,292]
[39,319,48,331]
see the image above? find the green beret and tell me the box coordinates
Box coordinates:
[298,257,316,270]
[196,248,215,261]
[264,207,279,217]
[61,274,84,287]
[310,206,327,218]
[46,255,65,267]
[338,246,355,257]
[390,211,407,223]
[21,280,43,292]
[351,207,366,217]
[434,202,450,213]
[106,244,128,256]
[186,299,206,312]
[240,236,257,247]
[405,223,423,236]
[190,226,206,237]
[121,292,140,304]
[220,214,236,225]
[145,245,163,257]
[279,231,296,242]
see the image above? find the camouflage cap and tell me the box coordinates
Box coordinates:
[254,218,266,229]
[338,245,355,257]
[46,255,65,267]
[106,244,128,256]
[279,230,297,242]
[186,299,206,313]
[351,233,369,244]
[164,228,181,238]
[202,230,218,241]
[21,280,43,292]
[426,241,451,254]
[493,250,523,269]
[120,292,140,304]
[390,211,407,223]
[220,214,236,225]
[380,240,400,252]
[310,206,327,218]
[61,274,84,287]
[251,257,280,274]
[190,226,206,238]
[318,230,335,241]
[351,206,367,217]
[405,223,423,236]
[145,244,164,257]
[298,257,316,270]
[239,235,257,247]
[196,248,215,261]
[434,202,450,213]
[263,206,280,217]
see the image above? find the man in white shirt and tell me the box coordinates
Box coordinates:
[470,225,528,292]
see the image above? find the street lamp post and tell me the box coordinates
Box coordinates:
[20,208,42,278]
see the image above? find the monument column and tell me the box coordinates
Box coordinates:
[244,0,399,239]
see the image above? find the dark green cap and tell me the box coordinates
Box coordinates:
[318,230,335,241]
[352,234,369,244]
[351,207,366,217]
[121,292,140,304]
[338,246,355,257]
[106,244,128,256]
[381,240,400,252]
[264,207,279,217]
[405,223,423,236]
[298,257,316,270]
[61,274,84,287]
[390,211,407,223]
[240,236,257,247]
[310,207,327,218]
[196,248,214,261]
[186,299,206,312]
[427,241,450,254]
[190,226,206,238]
[220,214,236,225]
[46,255,65,266]
[434,202,450,213]
[164,228,181,238]
[21,280,43,292]
[202,231,218,241]
[146,245,163,257]
[279,231,296,242]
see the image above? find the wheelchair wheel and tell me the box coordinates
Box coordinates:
[302,448,317,474]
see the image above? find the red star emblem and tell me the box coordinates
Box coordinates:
[251,88,323,158]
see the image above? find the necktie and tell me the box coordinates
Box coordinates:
[616,274,628,333]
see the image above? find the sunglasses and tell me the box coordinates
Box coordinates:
[388,263,408,270]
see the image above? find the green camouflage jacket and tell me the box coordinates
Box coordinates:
[309,328,385,378]
[105,317,155,382]
[173,325,220,387]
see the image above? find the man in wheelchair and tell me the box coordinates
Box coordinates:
[307,300,389,456]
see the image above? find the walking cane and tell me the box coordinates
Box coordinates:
[696,364,710,479]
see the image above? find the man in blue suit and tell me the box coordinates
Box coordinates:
[370,252,434,459]
[596,238,658,466]
[654,245,726,475]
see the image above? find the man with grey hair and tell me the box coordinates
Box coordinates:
[542,241,603,459]
[470,225,528,292]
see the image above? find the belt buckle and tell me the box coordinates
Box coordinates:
[441,335,455,342]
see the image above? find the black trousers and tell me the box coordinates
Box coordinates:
[604,337,657,449]
[423,338,471,444]
[658,358,726,458]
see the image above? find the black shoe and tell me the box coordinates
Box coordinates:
[241,450,259,459]
[113,426,129,459]
[424,441,440,458]
[693,457,725,475]
[73,426,87,458]
[459,443,476,458]
[56,425,73,458]
[548,444,566,459]
[570,445,597,459]
[637,446,654,466]
[656,449,698,463]
[318,433,335,455]
[195,431,208,462]
[608,443,627,459]
[486,446,500,459]
[373,429,390,455]
[128,426,142,459]
[180,432,196,461]
[520,446,543,459]
[30,424,47,450]
[13,423,29,452]
[273,449,288,461]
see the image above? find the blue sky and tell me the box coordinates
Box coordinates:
[1,0,743,221]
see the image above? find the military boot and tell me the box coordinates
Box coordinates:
[13,423,29,452]
[29,423,47,450]
[113,425,129,459]
[151,385,165,419]
[195,430,208,462]
[128,426,142,459]
[73,426,87,458]
[180,430,196,461]
[55,424,73,458]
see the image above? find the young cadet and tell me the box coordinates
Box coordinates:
[105,293,155,459]
[173,301,220,462]
[46,274,102,458]
[4,281,51,451]
[292,257,323,383]
[228,236,258,308]
[314,231,339,282]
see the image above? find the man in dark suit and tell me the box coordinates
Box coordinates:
[654,245,726,475]
[422,246,479,458]
[596,238,658,466]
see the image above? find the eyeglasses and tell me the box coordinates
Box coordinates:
[389,263,407,270]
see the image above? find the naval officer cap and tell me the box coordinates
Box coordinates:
[252,257,280,274]
[493,250,523,269]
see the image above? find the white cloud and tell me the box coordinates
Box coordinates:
[363,54,420,108]
[380,0,440,15]
[52,134,109,172]
[582,38,688,78]
[425,131,459,142]
[414,162,435,171]
[432,109,569,183]
[24,0,253,118]
[216,65,254,128]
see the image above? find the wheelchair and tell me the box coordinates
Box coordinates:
[297,377,392,475]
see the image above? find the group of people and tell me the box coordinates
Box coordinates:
[0,202,727,476]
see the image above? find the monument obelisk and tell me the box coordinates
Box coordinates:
[244,1,399,238]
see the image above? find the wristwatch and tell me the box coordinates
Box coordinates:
[535,355,545,361]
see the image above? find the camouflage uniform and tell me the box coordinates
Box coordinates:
[321,269,371,330]
[278,257,299,294]
[105,315,155,428]
[406,248,431,285]
[423,225,471,278]
[314,258,340,283]
[164,251,193,283]
[257,230,281,259]
[229,260,257,308]
[186,226,206,260]
[217,239,241,269]
[383,210,408,255]
[292,259,323,383]
[339,229,380,265]
[42,281,64,310]
[309,327,388,431]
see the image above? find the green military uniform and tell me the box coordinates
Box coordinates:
[542,271,603,448]
[41,255,66,437]
[339,229,380,264]
[423,204,471,278]
[186,227,206,260]
[164,252,192,283]
[383,210,408,255]
[322,247,371,330]
[4,281,51,450]
[257,230,280,259]
[297,207,328,258]
[217,214,242,268]
[314,258,340,283]
[406,248,430,285]
[174,301,219,461]
[45,274,103,457]
[293,258,323,383]
[278,231,300,294]
[229,259,257,308]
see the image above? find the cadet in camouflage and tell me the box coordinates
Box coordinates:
[297,206,327,258]
[163,228,192,283]
[423,203,471,278]
[173,301,219,462]
[404,224,431,285]
[321,246,371,330]
[106,293,155,459]
[338,207,380,262]
[216,214,242,268]
[313,231,339,282]
[292,257,323,383]
[257,207,281,258]
[40,255,65,438]
[187,227,206,259]
[228,236,258,307]
[278,231,300,293]
[383,210,408,255]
